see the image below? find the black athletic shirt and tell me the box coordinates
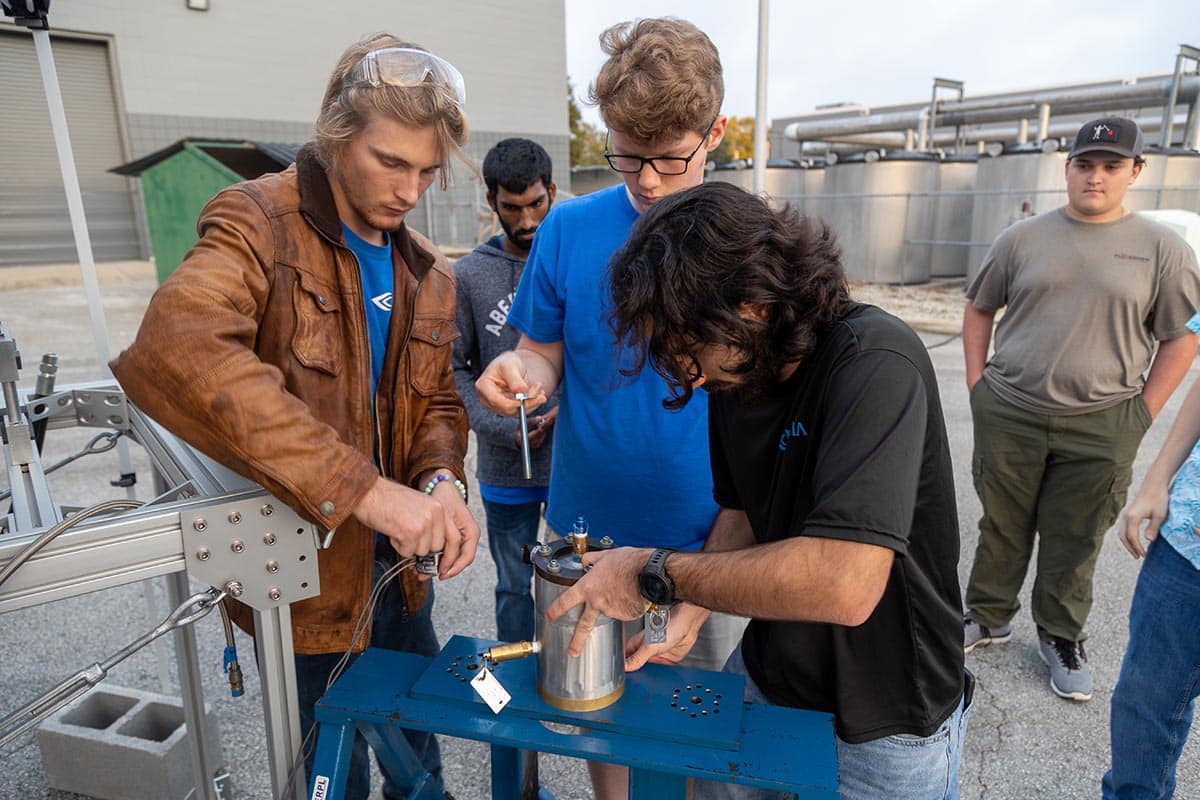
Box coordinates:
[708,303,964,743]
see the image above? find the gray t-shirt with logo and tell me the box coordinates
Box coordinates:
[967,207,1200,415]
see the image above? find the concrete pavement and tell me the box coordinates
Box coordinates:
[0,266,1196,799]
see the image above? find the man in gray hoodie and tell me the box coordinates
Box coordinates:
[453,138,557,642]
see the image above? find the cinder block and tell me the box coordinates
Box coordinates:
[37,684,223,800]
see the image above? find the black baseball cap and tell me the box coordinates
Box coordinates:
[1069,117,1144,159]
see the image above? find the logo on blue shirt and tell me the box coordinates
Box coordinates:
[372,292,393,311]
[779,420,808,452]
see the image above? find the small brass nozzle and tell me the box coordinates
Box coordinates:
[484,640,540,664]
[571,531,588,558]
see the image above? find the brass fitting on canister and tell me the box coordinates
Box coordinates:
[484,640,540,664]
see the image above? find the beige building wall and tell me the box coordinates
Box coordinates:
[2,1,569,252]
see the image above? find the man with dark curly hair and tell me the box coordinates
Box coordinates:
[545,182,971,800]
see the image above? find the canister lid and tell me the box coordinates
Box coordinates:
[530,533,614,586]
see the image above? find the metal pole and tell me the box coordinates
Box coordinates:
[32,28,167,698]
[30,29,139,486]
[256,605,306,800]
[751,0,769,195]
[1037,103,1052,144]
[167,571,221,800]
[31,30,114,376]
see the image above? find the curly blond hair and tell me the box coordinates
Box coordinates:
[313,33,470,188]
[588,18,724,142]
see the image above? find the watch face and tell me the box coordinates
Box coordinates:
[638,570,671,606]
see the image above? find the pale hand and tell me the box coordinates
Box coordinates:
[1118,483,1169,559]
[476,351,547,417]
[624,602,711,671]
[544,547,653,657]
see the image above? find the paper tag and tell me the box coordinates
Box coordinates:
[471,665,512,714]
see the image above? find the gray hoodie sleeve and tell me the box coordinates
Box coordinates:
[453,263,525,450]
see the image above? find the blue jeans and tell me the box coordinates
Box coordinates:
[295,544,443,800]
[695,648,972,800]
[483,498,542,643]
[1103,537,1200,800]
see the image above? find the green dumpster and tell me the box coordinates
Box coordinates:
[112,139,298,283]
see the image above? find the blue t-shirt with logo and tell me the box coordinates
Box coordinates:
[508,184,716,550]
[342,224,393,390]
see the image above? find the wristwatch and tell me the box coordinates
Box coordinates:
[638,548,677,607]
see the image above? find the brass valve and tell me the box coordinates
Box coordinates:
[484,640,540,664]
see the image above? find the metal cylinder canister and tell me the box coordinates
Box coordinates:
[530,519,623,711]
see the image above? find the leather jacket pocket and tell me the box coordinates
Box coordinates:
[407,316,460,396]
[291,270,342,376]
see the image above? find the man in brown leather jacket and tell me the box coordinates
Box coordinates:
[110,34,479,800]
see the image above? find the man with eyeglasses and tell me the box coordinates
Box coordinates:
[112,34,478,800]
[474,17,745,800]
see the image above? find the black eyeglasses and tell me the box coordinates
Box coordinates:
[604,118,717,176]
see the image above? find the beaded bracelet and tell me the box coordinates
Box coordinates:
[423,473,468,502]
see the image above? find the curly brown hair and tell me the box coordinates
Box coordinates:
[313,33,471,189]
[608,182,850,410]
[588,17,724,142]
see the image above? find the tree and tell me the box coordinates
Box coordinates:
[568,80,607,167]
[711,116,759,164]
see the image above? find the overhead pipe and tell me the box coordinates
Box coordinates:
[793,115,1173,155]
[785,75,1199,144]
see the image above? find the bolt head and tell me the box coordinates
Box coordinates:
[193,518,207,532]
[231,539,244,553]
[228,511,241,524]
[266,560,279,573]
[226,581,243,597]
[268,588,282,601]
[547,559,561,573]
[196,547,210,561]
[263,532,277,545]
[261,504,274,517]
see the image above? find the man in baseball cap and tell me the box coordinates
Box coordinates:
[1069,116,1145,160]
[961,114,1200,705]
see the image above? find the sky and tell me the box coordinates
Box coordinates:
[565,0,1198,128]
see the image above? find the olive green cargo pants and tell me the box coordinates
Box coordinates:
[964,379,1151,642]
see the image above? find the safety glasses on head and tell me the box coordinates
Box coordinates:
[345,47,467,108]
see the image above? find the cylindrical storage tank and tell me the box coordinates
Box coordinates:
[761,161,810,209]
[531,528,624,711]
[708,162,819,214]
[821,151,939,284]
[1130,148,1200,213]
[967,146,1067,283]
[707,162,755,191]
[1160,152,1200,211]
[930,155,978,278]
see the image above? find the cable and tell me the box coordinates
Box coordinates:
[0,498,143,590]
[276,555,414,800]
[926,332,962,350]
[217,599,244,697]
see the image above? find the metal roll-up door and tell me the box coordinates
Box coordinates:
[0,29,141,266]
